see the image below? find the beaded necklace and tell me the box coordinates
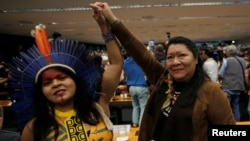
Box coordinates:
[161,76,181,117]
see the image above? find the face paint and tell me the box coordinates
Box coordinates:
[41,69,66,84]
[41,68,76,106]
[60,95,64,101]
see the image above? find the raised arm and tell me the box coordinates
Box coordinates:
[90,6,123,116]
[90,2,165,85]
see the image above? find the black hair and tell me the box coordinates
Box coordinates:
[33,66,101,141]
[165,36,209,106]
[203,48,214,58]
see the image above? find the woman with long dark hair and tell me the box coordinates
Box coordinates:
[8,10,122,141]
[90,2,235,141]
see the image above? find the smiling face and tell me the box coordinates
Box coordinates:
[166,44,198,82]
[41,68,76,108]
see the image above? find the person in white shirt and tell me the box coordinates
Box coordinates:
[201,48,219,82]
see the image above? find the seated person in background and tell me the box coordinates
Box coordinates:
[0,62,9,100]
[0,106,21,141]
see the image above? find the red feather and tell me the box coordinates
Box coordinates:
[34,24,51,63]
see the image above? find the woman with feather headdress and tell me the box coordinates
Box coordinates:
[8,10,122,141]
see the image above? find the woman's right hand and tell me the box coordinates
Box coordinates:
[89,2,119,25]
[90,3,110,34]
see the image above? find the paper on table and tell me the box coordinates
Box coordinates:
[113,124,131,133]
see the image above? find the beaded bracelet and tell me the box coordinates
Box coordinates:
[102,31,115,43]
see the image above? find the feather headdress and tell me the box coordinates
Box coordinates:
[8,24,102,131]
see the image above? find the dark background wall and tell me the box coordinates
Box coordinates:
[0,33,35,62]
[0,33,108,63]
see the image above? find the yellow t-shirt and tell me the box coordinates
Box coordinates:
[46,109,113,141]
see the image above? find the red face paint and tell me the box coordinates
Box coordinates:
[60,95,64,101]
[41,68,67,101]
[41,68,66,83]
[40,68,76,106]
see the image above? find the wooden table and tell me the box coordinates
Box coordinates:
[110,95,132,108]
[236,121,250,125]
[113,127,139,141]
[0,99,17,130]
[0,99,12,107]
[109,95,133,124]
[0,99,13,114]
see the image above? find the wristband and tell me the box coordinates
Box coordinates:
[102,31,115,43]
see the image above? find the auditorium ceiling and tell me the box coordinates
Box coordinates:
[1,0,250,45]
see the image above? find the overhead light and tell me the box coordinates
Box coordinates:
[1,1,250,13]
[51,22,57,25]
